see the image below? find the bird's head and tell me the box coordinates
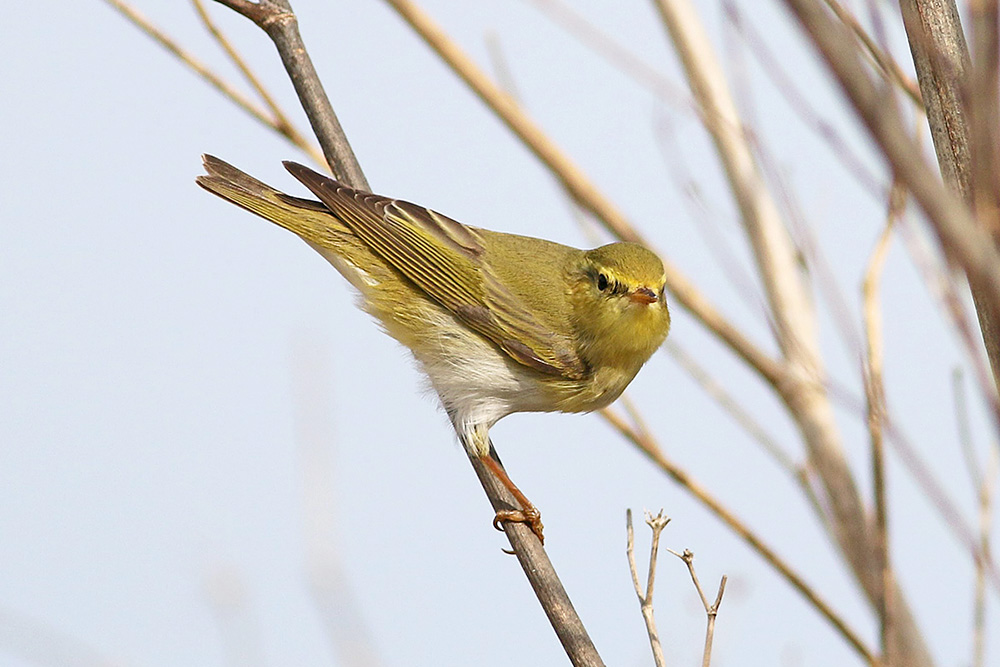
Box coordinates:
[571,242,671,372]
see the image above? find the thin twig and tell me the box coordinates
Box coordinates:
[973,449,997,667]
[954,369,998,667]
[102,0,323,162]
[191,0,323,164]
[212,0,368,188]
[523,0,690,109]
[667,548,727,667]
[652,114,773,319]
[968,0,1000,415]
[779,5,1000,662]
[862,179,905,666]
[895,212,1000,440]
[822,0,923,105]
[601,410,876,664]
[626,509,670,667]
[662,341,798,477]
[723,0,885,199]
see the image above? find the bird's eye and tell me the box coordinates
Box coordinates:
[597,273,609,291]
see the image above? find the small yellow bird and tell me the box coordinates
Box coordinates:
[197,156,670,543]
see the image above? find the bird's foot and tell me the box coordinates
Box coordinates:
[492,506,545,544]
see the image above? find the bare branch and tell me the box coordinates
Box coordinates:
[102,0,323,162]
[954,370,998,667]
[723,0,885,198]
[777,2,1000,661]
[663,340,800,478]
[973,449,997,667]
[180,3,607,663]
[822,0,923,105]
[212,0,367,188]
[862,180,905,665]
[602,410,876,664]
[523,0,691,109]
[898,0,1000,410]
[191,0,323,164]
[626,509,669,667]
[667,549,728,667]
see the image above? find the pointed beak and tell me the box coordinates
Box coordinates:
[629,286,658,305]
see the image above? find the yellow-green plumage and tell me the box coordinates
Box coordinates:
[196,155,670,541]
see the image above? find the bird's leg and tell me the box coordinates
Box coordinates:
[480,454,545,544]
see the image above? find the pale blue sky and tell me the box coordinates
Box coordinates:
[1,1,995,666]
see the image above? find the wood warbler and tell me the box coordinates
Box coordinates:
[197,155,670,543]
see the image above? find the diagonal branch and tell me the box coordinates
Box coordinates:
[200,2,604,664]
[191,0,322,164]
[898,0,1000,421]
[102,0,322,163]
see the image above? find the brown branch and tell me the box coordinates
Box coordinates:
[601,410,876,664]
[723,0,885,199]
[898,0,1000,413]
[953,370,998,667]
[102,0,323,162]
[474,451,605,666]
[863,180,905,666]
[626,509,669,667]
[524,0,690,109]
[191,0,323,164]
[667,549,727,667]
[663,341,799,478]
[973,450,997,667]
[189,3,606,664]
[822,0,923,106]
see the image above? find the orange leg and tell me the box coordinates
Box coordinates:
[480,454,544,544]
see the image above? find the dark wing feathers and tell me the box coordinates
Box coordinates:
[283,162,587,380]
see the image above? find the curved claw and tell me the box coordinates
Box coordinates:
[492,508,545,545]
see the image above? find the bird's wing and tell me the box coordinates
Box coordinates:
[283,162,587,379]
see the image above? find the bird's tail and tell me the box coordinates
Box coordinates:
[196,154,350,247]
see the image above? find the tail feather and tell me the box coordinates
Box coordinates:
[196,154,348,246]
